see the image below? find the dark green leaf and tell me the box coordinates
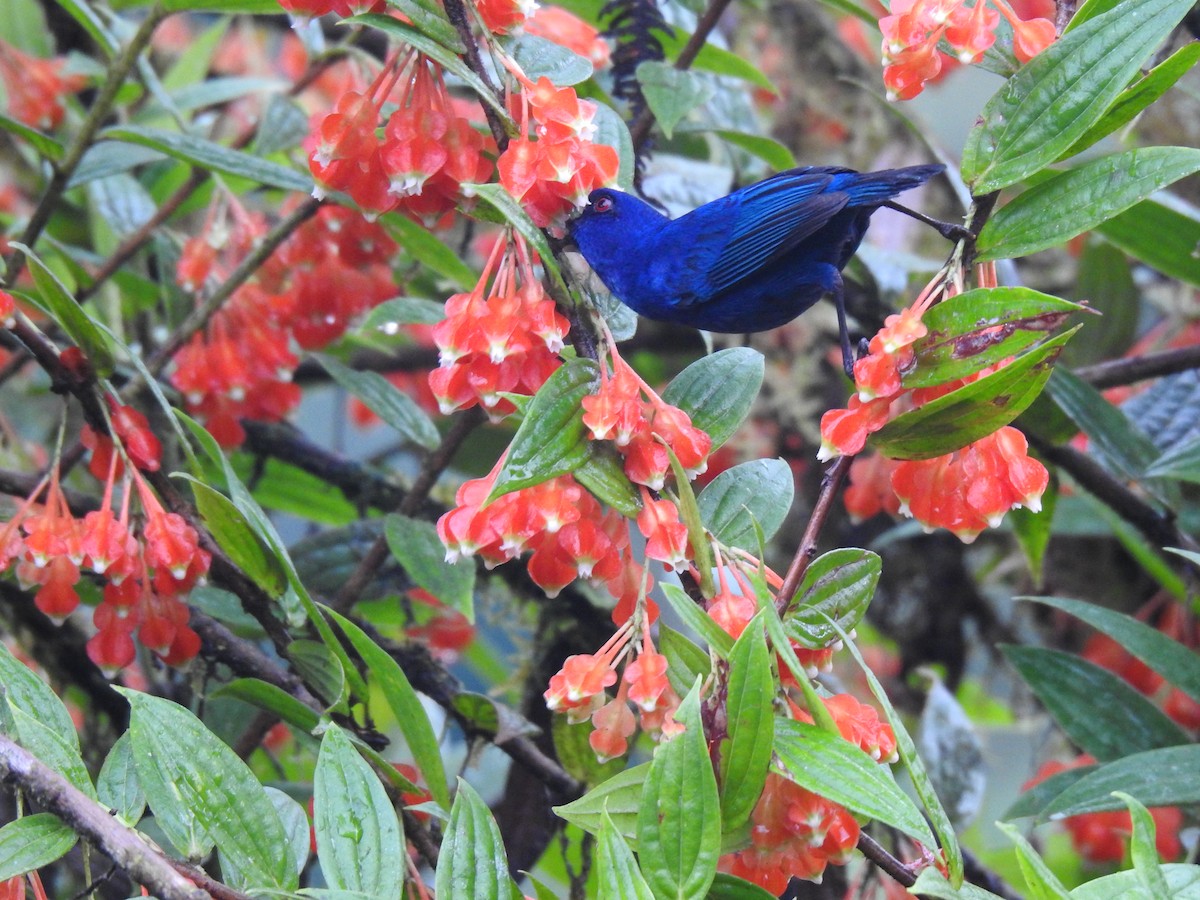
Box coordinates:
[381,214,478,289]
[1097,198,1200,288]
[13,245,116,377]
[210,679,321,735]
[660,583,733,656]
[636,686,721,899]
[662,347,765,451]
[659,623,711,698]
[552,717,624,787]
[183,476,287,596]
[698,459,794,550]
[0,113,62,160]
[509,33,593,85]
[436,779,522,900]
[287,640,348,712]
[1042,746,1200,817]
[597,810,655,900]
[1061,240,1138,367]
[1002,645,1189,761]
[1046,367,1159,481]
[119,690,296,889]
[705,873,781,899]
[978,148,1200,260]
[960,0,1198,192]
[1023,596,1200,704]
[713,130,796,170]
[386,0,464,52]
[553,763,649,844]
[361,297,448,329]
[1009,480,1057,584]
[7,709,95,800]
[318,354,440,450]
[720,619,774,834]
[97,733,145,827]
[574,447,642,517]
[100,125,311,192]
[490,358,599,499]
[314,724,405,895]
[1145,432,1200,484]
[1059,43,1200,160]
[784,548,880,647]
[0,642,77,746]
[0,814,77,881]
[872,330,1074,460]
[384,513,475,621]
[636,61,714,140]
[325,610,452,811]
[1002,764,1095,820]
[774,718,936,847]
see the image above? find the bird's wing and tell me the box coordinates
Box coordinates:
[691,169,853,297]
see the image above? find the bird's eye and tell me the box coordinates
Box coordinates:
[593,196,614,213]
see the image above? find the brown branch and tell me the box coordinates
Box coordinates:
[628,0,736,151]
[856,831,918,888]
[1073,344,1200,390]
[0,734,210,900]
[441,0,510,150]
[776,454,854,615]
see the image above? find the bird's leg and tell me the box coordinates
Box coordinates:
[882,201,973,243]
[829,270,857,378]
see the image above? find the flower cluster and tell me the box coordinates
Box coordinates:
[544,615,681,760]
[437,456,644,614]
[171,198,396,446]
[307,53,493,225]
[275,0,382,21]
[582,351,712,491]
[0,40,86,130]
[720,695,897,891]
[1,411,208,673]
[820,279,1049,542]
[429,234,569,417]
[499,68,619,229]
[880,0,1056,100]
[1025,755,1182,864]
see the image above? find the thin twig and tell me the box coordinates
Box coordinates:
[776,454,854,615]
[856,831,918,888]
[441,0,510,149]
[1073,344,1200,390]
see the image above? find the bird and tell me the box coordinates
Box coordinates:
[567,164,947,375]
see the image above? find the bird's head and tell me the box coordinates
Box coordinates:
[566,188,668,267]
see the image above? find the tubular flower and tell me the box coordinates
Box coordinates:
[0,41,86,130]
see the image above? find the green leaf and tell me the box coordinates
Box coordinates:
[1003,764,1095,820]
[288,640,349,712]
[658,623,711,700]
[698,459,793,551]
[314,724,405,895]
[97,733,146,827]
[783,548,880,647]
[0,112,63,160]
[552,716,624,787]
[1041,746,1200,818]
[1145,432,1200,484]
[68,142,166,188]
[995,821,1070,900]
[553,763,649,845]
[119,689,296,889]
[658,28,775,91]
[462,181,567,294]
[0,642,78,747]
[1002,645,1189,761]
[1119,791,1171,897]
[1097,198,1200,288]
[705,873,781,899]
[720,619,774,834]
[1023,596,1200,704]
[0,814,77,881]
[960,0,1198,192]
[381,214,478,290]
[384,513,475,621]
[210,678,321,735]
[593,102,636,192]
[660,583,733,657]
[574,448,642,517]
[774,718,936,847]
[597,810,655,900]
[1046,367,1160,481]
[12,244,116,377]
[978,148,1200,260]
[1059,43,1200,160]
[1070,865,1200,899]
[386,0,464,52]
[636,61,714,140]
[871,329,1074,460]
[183,476,287,596]
[159,0,282,12]
[252,95,311,156]
[1009,481,1057,584]
[436,779,522,900]
[7,709,96,800]
[264,787,311,879]
[911,868,1009,899]
[661,347,765,451]
[318,354,440,451]
[636,686,721,900]
[100,124,311,192]
[324,609,452,811]
[490,358,599,499]
[712,130,796,170]
[509,33,593,84]
[361,296,448,329]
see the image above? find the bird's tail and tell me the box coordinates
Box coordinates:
[843,164,944,205]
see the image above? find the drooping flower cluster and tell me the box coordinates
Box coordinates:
[880,0,1057,100]
[171,198,397,446]
[820,275,1049,542]
[437,455,644,614]
[498,67,620,229]
[275,0,382,22]
[720,695,897,891]
[429,234,569,417]
[1025,755,1182,864]
[524,7,612,68]
[1,408,208,673]
[582,350,712,491]
[0,40,86,130]
[307,53,493,225]
[544,614,681,760]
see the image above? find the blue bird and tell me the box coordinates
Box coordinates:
[567,164,946,375]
